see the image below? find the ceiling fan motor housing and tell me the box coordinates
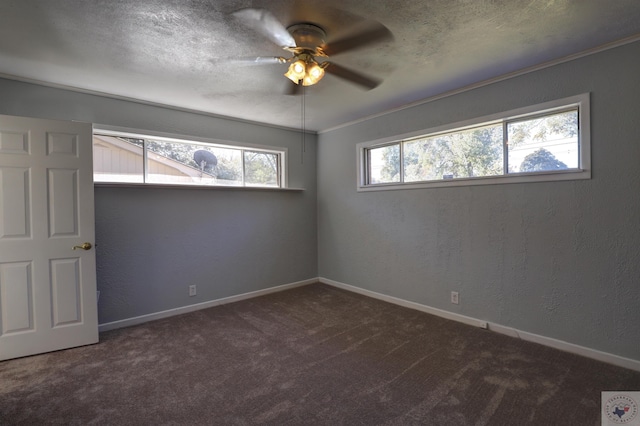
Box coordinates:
[288,23,327,51]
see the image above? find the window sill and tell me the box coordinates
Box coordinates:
[94,182,305,192]
[357,168,590,192]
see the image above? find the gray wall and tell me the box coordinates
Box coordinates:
[317,41,640,361]
[2,40,638,362]
[0,78,317,324]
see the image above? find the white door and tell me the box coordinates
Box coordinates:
[0,114,98,360]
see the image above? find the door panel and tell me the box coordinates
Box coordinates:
[0,167,31,238]
[0,261,33,333]
[0,115,97,361]
[50,258,81,326]
[48,168,79,237]
[0,130,29,154]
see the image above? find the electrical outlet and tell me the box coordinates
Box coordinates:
[189,285,197,297]
[451,291,459,305]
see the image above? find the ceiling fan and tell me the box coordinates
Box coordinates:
[232,8,393,92]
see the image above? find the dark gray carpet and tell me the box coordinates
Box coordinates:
[1,283,638,425]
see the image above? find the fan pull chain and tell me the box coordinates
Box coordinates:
[301,81,306,164]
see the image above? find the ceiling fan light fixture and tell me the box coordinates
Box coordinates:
[285,60,307,84]
[302,61,325,86]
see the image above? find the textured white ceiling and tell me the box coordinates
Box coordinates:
[1,0,639,131]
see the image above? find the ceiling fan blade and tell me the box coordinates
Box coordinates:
[323,20,393,56]
[232,8,296,48]
[324,62,381,90]
[227,56,288,66]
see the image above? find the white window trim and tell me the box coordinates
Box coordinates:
[357,93,591,192]
[93,125,290,189]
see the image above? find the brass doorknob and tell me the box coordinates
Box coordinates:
[72,242,92,251]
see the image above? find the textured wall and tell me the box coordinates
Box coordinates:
[317,41,640,361]
[0,79,318,324]
[94,186,316,323]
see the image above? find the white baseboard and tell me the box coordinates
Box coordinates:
[98,278,317,333]
[488,323,640,372]
[318,277,640,372]
[319,277,488,329]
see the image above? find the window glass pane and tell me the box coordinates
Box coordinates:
[146,140,243,186]
[93,135,144,183]
[209,147,243,186]
[507,110,578,173]
[146,140,214,185]
[368,144,400,184]
[403,124,503,182]
[244,151,279,187]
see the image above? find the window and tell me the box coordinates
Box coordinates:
[358,94,590,191]
[93,131,286,188]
